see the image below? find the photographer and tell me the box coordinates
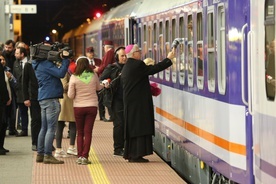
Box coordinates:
[32,43,70,164]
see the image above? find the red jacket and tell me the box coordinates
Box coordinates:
[97,49,115,76]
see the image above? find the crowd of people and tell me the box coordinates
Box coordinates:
[0,38,175,164]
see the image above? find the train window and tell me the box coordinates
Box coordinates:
[187,14,194,87]
[179,16,185,85]
[197,12,204,90]
[143,42,148,60]
[172,19,176,41]
[159,21,164,80]
[143,24,147,42]
[133,24,137,44]
[148,24,153,60]
[165,20,169,43]
[265,0,275,101]
[217,5,226,95]
[153,22,158,78]
[159,34,164,80]
[138,24,142,46]
[165,19,171,81]
[207,8,215,92]
[188,15,193,41]
[171,18,177,83]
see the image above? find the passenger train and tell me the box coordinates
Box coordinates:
[62,0,276,183]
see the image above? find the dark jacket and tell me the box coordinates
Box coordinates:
[12,59,24,103]
[23,61,39,101]
[32,59,69,101]
[100,62,123,108]
[121,57,172,138]
[0,64,9,105]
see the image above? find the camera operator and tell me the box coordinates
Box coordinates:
[32,44,70,164]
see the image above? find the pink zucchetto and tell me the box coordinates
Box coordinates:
[125,44,134,54]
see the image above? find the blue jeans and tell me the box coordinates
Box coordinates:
[37,99,60,155]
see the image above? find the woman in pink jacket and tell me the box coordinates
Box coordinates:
[68,56,103,165]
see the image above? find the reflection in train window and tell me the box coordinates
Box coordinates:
[148,24,152,48]
[187,14,194,87]
[133,23,137,44]
[265,0,275,101]
[188,15,193,41]
[159,34,164,79]
[138,24,142,46]
[179,16,185,73]
[207,9,215,92]
[171,18,177,73]
[165,19,170,81]
[217,5,226,95]
[197,12,204,82]
[188,42,193,75]
[143,42,148,60]
[197,43,203,76]
[143,24,147,59]
[153,23,158,64]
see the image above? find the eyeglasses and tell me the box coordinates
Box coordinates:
[134,50,141,53]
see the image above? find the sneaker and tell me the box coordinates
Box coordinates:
[43,155,64,164]
[54,150,68,158]
[76,157,82,164]
[67,148,77,156]
[81,157,91,165]
[36,154,44,163]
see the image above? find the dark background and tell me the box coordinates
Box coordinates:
[20,0,127,44]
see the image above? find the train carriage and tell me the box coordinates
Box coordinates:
[250,0,276,183]
[62,0,276,183]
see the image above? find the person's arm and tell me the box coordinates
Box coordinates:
[67,75,76,99]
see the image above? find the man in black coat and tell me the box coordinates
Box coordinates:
[13,47,29,136]
[100,46,127,156]
[0,63,9,155]
[22,60,41,151]
[121,44,175,162]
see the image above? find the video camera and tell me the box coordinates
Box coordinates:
[30,42,73,62]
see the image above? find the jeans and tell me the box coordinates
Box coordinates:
[37,99,60,155]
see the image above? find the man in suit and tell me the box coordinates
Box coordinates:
[85,46,101,67]
[22,59,41,151]
[13,47,29,136]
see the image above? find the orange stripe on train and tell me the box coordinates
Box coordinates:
[156,107,246,156]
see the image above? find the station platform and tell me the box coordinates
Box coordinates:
[0,118,186,184]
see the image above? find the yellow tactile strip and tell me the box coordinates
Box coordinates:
[32,120,186,184]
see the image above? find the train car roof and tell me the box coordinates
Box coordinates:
[84,17,104,34]
[135,0,197,17]
[102,0,143,25]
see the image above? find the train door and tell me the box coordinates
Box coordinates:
[250,0,276,183]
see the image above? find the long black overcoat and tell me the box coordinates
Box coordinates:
[121,57,172,138]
